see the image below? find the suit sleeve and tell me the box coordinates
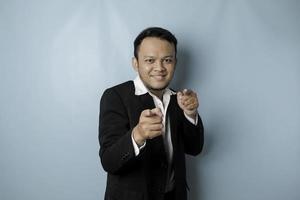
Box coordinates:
[182,113,204,156]
[98,88,141,174]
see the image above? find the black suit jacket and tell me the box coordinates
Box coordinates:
[98,81,204,200]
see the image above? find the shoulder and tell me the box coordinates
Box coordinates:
[101,81,135,101]
[110,81,134,91]
[169,88,177,93]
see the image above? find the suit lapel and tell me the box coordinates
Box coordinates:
[138,93,156,110]
[168,94,179,154]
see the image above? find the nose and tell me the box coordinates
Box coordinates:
[154,60,166,72]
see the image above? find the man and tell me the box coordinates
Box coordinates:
[98,27,204,200]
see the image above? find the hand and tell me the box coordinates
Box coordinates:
[177,89,199,120]
[132,108,163,146]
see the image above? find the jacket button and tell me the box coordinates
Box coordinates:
[161,163,167,169]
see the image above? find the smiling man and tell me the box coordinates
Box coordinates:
[99,27,204,200]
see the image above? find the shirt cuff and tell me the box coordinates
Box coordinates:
[184,112,198,125]
[131,132,146,156]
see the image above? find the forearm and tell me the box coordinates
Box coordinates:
[100,129,142,174]
[182,114,204,155]
[99,88,144,174]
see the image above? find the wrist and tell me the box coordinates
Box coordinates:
[184,110,197,120]
[132,127,146,146]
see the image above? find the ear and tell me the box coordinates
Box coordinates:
[132,57,138,71]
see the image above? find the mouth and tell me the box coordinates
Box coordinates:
[150,74,167,81]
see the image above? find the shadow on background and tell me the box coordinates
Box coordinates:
[172,46,207,200]
[171,46,191,89]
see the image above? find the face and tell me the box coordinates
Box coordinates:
[132,37,176,97]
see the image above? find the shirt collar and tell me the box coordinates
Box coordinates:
[133,76,176,96]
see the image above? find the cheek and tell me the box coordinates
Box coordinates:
[145,65,152,71]
[167,65,176,74]
[141,65,153,73]
[138,66,151,76]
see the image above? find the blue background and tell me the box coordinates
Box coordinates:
[1,0,299,199]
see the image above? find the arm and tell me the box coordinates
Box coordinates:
[181,113,204,155]
[98,88,141,174]
[177,89,204,155]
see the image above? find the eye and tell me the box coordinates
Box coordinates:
[145,58,155,64]
[164,58,173,64]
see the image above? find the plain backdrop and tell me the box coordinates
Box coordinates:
[1,0,299,200]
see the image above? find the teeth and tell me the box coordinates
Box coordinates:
[153,75,164,80]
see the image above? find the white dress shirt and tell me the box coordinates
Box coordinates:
[131,76,198,192]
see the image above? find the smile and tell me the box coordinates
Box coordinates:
[151,75,167,81]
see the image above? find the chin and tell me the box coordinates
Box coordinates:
[149,84,168,91]
[144,79,171,92]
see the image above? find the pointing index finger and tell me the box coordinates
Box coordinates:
[182,89,193,96]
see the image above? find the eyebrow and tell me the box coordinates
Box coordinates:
[143,55,174,59]
[162,55,175,58]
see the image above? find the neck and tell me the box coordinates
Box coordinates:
[149,89,164,101]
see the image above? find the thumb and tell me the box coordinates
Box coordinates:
[177,91,183,98]
[177,93,184,107]
[142,109,152,117]
[150,108,163,117]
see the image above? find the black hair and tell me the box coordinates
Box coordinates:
[133,27,177,59]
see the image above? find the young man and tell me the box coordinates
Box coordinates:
[99,27,204,200]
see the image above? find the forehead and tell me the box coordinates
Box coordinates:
[138,37,175,56]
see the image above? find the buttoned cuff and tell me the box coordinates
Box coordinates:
[184,112,198,125]
[131,132,146,156]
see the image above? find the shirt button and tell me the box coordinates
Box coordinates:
[161,163,167,169]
